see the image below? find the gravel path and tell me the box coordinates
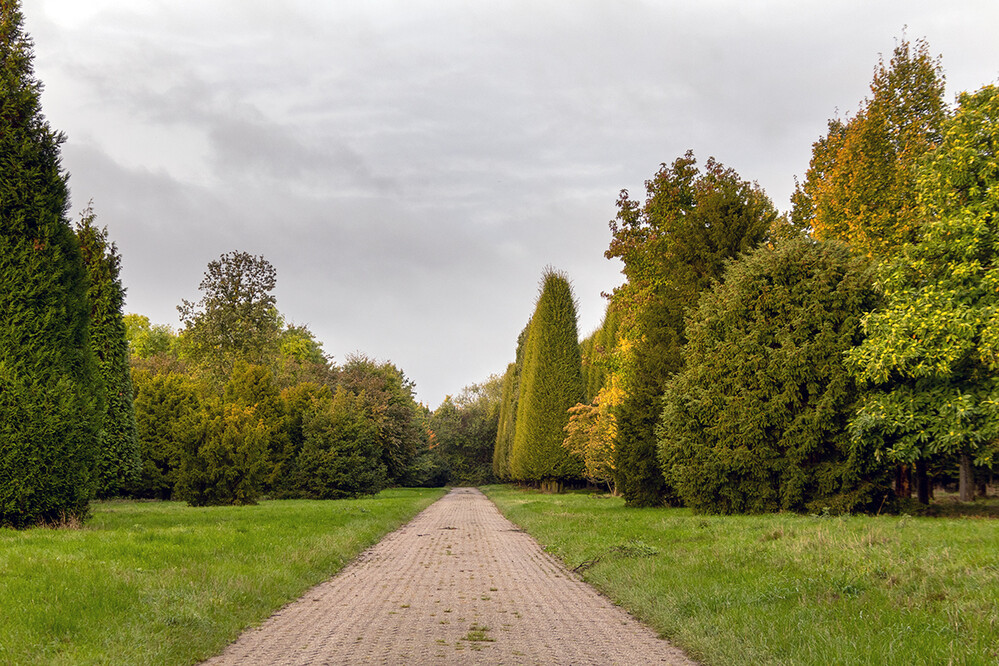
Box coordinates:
[203,487,696,665]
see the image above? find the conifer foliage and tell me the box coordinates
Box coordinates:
[509,269,585,489]
[0,0,102,527]
[75,205,140,498]
[658,238,890,513]
[606,153,777,506]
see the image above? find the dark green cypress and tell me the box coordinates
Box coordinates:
[0,0,101,527]
[509,269,585,489]
[75,206,140,498]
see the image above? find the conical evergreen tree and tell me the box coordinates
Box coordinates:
[75,205,140,498]
[0,0,102,527]
[509,269,585,489]
[493,323,529,479]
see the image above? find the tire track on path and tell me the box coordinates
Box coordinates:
[203,487,696,665]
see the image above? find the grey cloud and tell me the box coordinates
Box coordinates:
[24,0,999,405]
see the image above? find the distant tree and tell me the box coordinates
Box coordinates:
[273,323,336,388]
[337,354,427,483]
[293,386,387,499]
[847,86,999,503]
[794,37,946,257]
[606,152,776,506]
[658,238,889,514]
[0,1,102,527]
[509,269,586,490]
[124,313,177,359]
[177,251,281,381]
[74,204,140,498]
[580,306,620,403]
[431,377,502,485]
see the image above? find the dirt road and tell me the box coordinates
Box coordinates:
[203,487,696,665]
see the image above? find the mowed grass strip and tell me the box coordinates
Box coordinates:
[0,488,445,666]
[483,485,999,666]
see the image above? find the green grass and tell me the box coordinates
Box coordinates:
[483,484,999,666]
[0,488,444,665]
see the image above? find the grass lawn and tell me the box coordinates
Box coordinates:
[483,484,999,666]
[0,488,444,665]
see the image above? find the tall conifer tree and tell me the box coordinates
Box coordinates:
[509,269,585,490]
[0,0,101,527]
[75,205,140,498]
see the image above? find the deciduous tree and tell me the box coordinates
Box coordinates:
[177,251,281,381]
[795,38,946,257]
[847,86,999,502]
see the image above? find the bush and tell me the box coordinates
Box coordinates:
[658,238,891,513]
[174,398,271,506]
[292,387,387,499]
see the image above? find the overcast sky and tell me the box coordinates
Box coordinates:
[21,0,999,407]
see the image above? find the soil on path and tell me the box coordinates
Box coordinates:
[203,487,696,665]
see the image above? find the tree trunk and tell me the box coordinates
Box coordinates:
[894,465,912,498]
[916,460,930,505]
[959,453,974,502]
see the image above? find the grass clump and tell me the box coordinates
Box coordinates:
[483,484,999,666]
[0,488,443,665]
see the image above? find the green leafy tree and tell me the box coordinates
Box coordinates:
[74,204,140,498]
[293,386,387,499]
[337,354,426,484]
[606,152,776,506]
[0,1,101,527]
[431,377,502,485]
[124,313,177,359]
[847,86,999,503]
[509,269,585,490]
[795,37,946,257]
[658,238,889,514]
[273,323,336,388]
[177,251,281,381]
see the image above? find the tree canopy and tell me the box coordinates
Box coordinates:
[847,85,999,500]
[795,38,946,257]
[178,251,281,380]
[606,152,777,506]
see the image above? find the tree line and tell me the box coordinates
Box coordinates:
[494,38,998,513]
[0,1,500,528]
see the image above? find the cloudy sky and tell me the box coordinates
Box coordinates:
[21,0,999,407]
